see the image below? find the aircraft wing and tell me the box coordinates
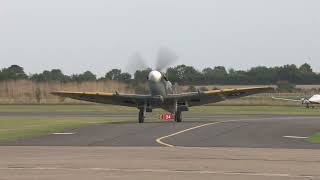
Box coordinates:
[167,86,273,106]
[51,91,150,107]
[271,96,302,102]
[52,87,272,107]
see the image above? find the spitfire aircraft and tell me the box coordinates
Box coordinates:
[272,94,320,108]
[52,49,272,123]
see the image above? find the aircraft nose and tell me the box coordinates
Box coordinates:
[148,70,162,82]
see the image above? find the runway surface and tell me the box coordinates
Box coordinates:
[1,146,320,180]
[2,113,320,179]
[3,114,320,149]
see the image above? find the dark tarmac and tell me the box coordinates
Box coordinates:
[3,114,320,149]
[2,113,320,180]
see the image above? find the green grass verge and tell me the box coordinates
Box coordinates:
[0,104,137,112]
[189,106,320,116]
[0,116,134,142]
[308,133,320,144]
[0,105,319,116]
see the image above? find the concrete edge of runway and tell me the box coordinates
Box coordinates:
[1,146,320,179]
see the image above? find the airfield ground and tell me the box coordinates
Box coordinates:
[2,146,320,180]
[0,105,320,143]
[1,105,320,179]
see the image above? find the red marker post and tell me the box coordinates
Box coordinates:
[160,113,175,120]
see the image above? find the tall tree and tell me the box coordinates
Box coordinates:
[276,64,301,83]
[0,65,28,80]
[30,69,70,82]
[167,65,203,85]
[298,63,316,84]
[202,66,228,84]
[118,72,132,82]
[134,68,151,83]
[105,69,122,80]
[247,66,277,84]
[71,71,96,82]
[105,69,132,82]
[299,63,312,74]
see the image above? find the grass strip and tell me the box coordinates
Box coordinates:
[308,133,320,144]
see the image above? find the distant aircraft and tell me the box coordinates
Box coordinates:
[272,95,320,108]
[52,48,272,123]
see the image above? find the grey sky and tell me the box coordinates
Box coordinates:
[0,0,319,77]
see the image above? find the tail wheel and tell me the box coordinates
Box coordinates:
[175,111,182,122]
[139,109,145,123]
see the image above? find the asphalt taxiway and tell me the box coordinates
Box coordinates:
[2,114,320,149]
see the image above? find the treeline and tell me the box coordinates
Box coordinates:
[167,63,320,85]
[0,63,320,85]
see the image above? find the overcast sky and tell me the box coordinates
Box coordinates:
[0,0,319,76]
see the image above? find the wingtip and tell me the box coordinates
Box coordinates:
[51,91,58,95]
[261,86,274,89]
[262,86,275,92]
[51,91,65,96]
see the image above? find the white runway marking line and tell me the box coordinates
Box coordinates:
[52,132,75,135]
[283,136,308,139]
[156,116,314,147]
[156,121,233,147]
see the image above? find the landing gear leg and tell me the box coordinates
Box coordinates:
[175,111,182,123]
[138,109,145,123]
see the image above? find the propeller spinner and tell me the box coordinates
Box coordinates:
[148,70,162,82]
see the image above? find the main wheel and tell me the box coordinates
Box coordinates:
[175,111,182,122]
[138,109,145,123]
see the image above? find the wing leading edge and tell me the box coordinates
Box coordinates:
[52,86,273,107]
[51,91,150,107]
[167,86,273,106]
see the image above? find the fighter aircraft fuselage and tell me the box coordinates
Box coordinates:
[148,70,172,97]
